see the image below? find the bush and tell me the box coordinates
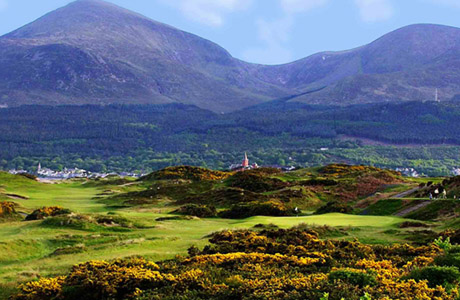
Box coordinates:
[407,266,460,287]
[301,178,338,186]
[329,270,377,287]
[0,201,17,216]
[435,253,460,269]
[434,236,452,251]
[25,207,71,221]
[172,204,217,218]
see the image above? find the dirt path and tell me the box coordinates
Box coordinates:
[392,187,420,199]
[395,201,431,217]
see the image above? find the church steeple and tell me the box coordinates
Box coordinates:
[242,152,249,168]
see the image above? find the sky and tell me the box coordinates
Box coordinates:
[0,0,459,65]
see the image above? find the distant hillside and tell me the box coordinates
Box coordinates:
[0,102,458,175]
[0,0,459,111]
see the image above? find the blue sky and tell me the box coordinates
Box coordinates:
[0,0,459,65]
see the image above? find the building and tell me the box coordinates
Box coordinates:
[396,167,420,178]
[229,153,258,172]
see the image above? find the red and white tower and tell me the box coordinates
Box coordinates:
[242,152,249,168]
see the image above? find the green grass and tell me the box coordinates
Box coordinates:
[0,173,107,213]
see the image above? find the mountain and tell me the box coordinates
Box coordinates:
[0,0,288,112]
[0,0,459,112]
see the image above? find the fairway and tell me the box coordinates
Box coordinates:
[238,213,403,228]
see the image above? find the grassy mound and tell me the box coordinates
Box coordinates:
[25,206,72,221]
[318,164,401,179]
[141,166,231,182]
[362,199,405,216]
[219,200,293,219]
[41,214,135,231]
[227,169,287,193]
[180,187,267,206]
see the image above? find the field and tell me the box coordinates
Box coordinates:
[0,166,459,299]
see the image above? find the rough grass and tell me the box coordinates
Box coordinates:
[406,200,460,221]
[363,199,404,216]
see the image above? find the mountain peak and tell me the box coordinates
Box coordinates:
[3,0,159,40]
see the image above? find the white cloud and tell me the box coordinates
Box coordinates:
[0,0,8,11]
[163,0,252,27]
[242,17,294,64]
[354,0,394,22]
[280,0,329,14]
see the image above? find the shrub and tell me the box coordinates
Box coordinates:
[15,277,65,300]
[435,253,460,269]
[301,178,338,186]
[173,204,217,218]
[407,266,460,287]
[25,206,71,221]
[0,201,17,216]
[329,270,377,287]
[434,236,452,252]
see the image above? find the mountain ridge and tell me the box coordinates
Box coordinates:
[0,0,459,112]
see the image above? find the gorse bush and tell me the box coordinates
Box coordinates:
[25,206,71,221]
[14,228,460,300]
[0,201,16,216]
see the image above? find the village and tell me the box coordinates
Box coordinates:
[6,153,460,180]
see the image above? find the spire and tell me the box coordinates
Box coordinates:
[242,152,249,168]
